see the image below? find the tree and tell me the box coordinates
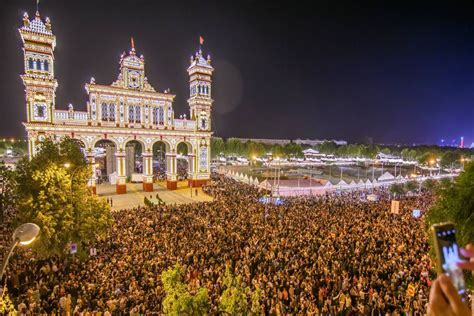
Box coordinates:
[226,138,244,156]
[389,183,405,196]
[440,150,461,168]
[0,287,16,314]
[271,145,284,158]
[427,162,474,248]
[422,178,438,191]
[317,141,338,155]
[219,267,250,315]
[211,137,225,158]
[15,137,112,257]
[250,286,262,314]
[404,180,419,192]
[0,162,16,222]
[418,152,437,166]
[161,263,209,315]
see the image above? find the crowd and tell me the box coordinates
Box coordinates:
[0,174,458,314]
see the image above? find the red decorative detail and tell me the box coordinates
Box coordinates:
[166,180,178,190]
[116,184,127,194]
[134,135,137,140]
[71,132,75,138]
[143,182,153,192]
[160,135,163,140]
[90,186,97,195]
[188,179,208,187]
[104,133,107,139]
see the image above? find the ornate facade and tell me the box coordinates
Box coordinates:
[19,11,213,193]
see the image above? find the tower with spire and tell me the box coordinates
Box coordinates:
[187,47,213,186]
[187,48,214,131]
[19,10,57,155]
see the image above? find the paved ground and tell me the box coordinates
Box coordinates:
[96,181,213,211]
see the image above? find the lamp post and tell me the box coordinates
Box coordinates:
[1,223,40,280]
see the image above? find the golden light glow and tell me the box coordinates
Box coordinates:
[64,163,71,169]
[19,237,37,246]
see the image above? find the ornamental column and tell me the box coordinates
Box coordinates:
[87,153,97,194]
[187,153,196,187]
[166,152,177,190]
[115,151,127,194]
[142,152,154,192]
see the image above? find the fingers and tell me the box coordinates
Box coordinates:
[428,277,449,315]
[437,274,470,316]
[456,261,474,271]
[460,244,474,259]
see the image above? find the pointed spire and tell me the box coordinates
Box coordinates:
[131,37,135,50]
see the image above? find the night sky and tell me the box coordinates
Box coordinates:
[1,0,473,145]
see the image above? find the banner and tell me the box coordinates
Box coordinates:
[391,200,400,214]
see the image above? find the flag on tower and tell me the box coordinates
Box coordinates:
[199,36,204,45]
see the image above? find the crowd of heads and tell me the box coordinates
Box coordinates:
[0,174,448,314]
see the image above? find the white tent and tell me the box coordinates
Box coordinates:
[244,174,250,183]
[349,180,357,186]
[253,178,259,186]
[358,180,365,185]
[324,181,333,188]
[338,180,348,186]
[365,179,372,185]
[378,172,395,181]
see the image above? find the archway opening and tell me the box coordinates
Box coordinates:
[125,140,143,176]
[176,142,192,181]
[152,141,169,181]
[93,139,116,184]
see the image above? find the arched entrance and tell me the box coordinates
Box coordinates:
[93,139,117,187]
[125,140,143,175]
[152,141,168,181]
[176,141,195,187]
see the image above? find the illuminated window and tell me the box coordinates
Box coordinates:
[101,103,108,121]
[159,107,164,125]
[109,103,115,121]
[44,60,49,72]
[28,58,34,70]
[135,106,141,123]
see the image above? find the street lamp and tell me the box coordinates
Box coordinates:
[1,223,40,279]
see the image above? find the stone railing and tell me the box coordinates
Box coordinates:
[174,119,196,131]
[54,110,88,125]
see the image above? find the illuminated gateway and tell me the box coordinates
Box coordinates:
[19,10,213,194]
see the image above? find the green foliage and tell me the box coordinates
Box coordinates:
[404,180,419,192]
[440,150,461,168]
[427,162,474,248]
[316,141,338,155]
[427,163,474,289]
[0,287,16,314]
[250,286,262,314]
[211,137,225,158]
[418,152,437,165]
[161,263,209,315]
[422,178,439,191]
[15,137,112,257]
[389,183,405,196]
[219,267,249,315]
[0,162,17,221]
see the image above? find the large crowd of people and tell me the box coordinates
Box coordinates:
[0,174,461,314]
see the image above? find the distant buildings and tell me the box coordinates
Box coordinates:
[229,138,347,146]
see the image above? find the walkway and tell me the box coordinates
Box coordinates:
[96,181,213,211]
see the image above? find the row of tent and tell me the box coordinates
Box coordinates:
[225,170,260,186]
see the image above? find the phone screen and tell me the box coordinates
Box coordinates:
[434,225,466,297]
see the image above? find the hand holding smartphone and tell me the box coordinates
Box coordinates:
[431,222,468,301]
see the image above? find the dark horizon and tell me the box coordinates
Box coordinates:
[1,0,473,145]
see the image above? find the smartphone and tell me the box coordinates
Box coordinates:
[431,222,467,300]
